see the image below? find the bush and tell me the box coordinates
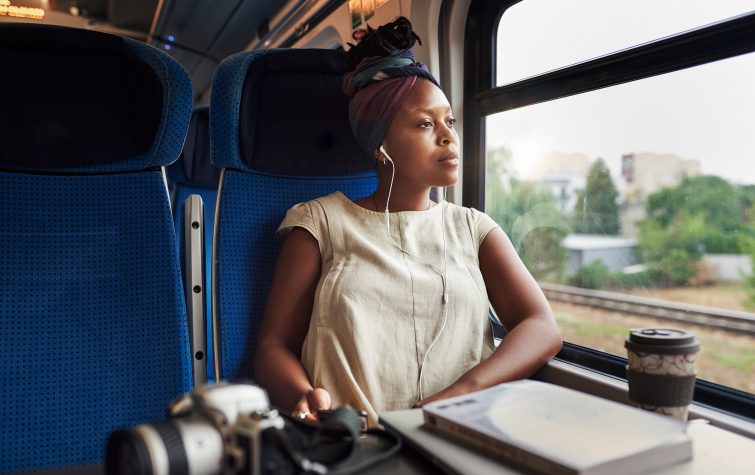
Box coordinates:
[689,259,719,287]
[569,260,611,289]
[658,249,698,286]
[703,228,739,254]
[607,267,663,289]
[518,226,569,282]
[568,262,664,290]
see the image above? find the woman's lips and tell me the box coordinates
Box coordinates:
[439,154,459,166]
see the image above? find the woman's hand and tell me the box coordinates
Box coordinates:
[413,378,478,408]
[292,387,332,423]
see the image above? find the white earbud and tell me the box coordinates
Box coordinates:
[379,144,394,165]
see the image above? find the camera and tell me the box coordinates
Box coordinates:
[105,382,308,475]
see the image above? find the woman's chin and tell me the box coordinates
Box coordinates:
[435,174,458,188]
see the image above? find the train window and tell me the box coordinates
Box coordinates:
[472,1,755,401]
[497,0,755,86]
[485,52,755,394]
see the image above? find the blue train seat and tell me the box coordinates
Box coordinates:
[167,106,220,383]
[210,49,378,381]
[0,24,193,472]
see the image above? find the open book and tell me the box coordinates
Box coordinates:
[422,380,692,475]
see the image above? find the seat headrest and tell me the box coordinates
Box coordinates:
[210,48,373,175]
[0,23,192,172]
[166,106,219,187]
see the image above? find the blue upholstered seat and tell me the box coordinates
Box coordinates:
[167,106,220,382]
[0,24,193,472]
[210,49,378,380]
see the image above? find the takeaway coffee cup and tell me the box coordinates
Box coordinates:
[625,328,700,421]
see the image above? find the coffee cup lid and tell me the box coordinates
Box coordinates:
[625,328,700,354]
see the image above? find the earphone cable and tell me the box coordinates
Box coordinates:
[379,151,450,401]
[383,161,446,281]
[417,202,448,400]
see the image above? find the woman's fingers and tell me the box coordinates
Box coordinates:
[307,387,332,412]
[292,398,314,420]
[291,388,331,423]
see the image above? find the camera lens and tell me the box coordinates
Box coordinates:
[106,422,188,475]
[105,429,154,475]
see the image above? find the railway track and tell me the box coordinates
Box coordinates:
[540,283,755,336]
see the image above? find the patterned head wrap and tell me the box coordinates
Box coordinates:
[343,19,440,155]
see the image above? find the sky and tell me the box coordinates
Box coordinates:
[487,0,755,184]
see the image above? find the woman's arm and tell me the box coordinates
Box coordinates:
[417,227,562,405]
[254,228,332,420]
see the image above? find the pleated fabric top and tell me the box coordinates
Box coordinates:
[278,192,498,426]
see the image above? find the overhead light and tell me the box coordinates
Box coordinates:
[0,0,46,20]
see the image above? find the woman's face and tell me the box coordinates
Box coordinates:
[379,79,460,188]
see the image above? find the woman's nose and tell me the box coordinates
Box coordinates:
[439,126,455,146]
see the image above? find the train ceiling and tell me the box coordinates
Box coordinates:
[150,0,284,101]
[3,0,287,102]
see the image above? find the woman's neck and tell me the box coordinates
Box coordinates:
[371,184,433,212]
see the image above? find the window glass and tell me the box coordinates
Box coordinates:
[485,53,755,394]
[497,0,755,86]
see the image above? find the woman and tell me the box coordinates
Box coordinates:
[254,18,561,427]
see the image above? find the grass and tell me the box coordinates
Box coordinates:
[707,348,755,371]
[623,282,751,312]
[555,313,627,339]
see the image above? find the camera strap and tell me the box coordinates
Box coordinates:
[276,406,402,474]
[305,407,362,462]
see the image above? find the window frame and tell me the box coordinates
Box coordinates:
[463,0,755,419]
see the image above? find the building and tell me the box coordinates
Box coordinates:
[619,152,700,236]
[563,234,639,274]
[530,152,591,215]
[536,171,586,215]
[621,152,700,199]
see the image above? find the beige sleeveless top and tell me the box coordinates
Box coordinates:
[277,192,497,426]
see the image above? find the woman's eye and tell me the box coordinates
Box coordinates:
[447,118,457,127]
[419,121,433,129]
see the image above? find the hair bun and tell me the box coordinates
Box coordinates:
[346,17,422,69]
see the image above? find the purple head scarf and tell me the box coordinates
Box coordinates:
[343,48,440,155]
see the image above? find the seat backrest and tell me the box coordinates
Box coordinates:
[0,24,193,472]
[210,48,377,380]
[167,105,219,382]
[167,106,220,214]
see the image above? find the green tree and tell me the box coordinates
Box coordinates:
[485,147,568,282]
[638,175,755,286]
[572,158,620,235]
[739,184,755,226]
[638,213,706,286]
[644,176,744,253]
